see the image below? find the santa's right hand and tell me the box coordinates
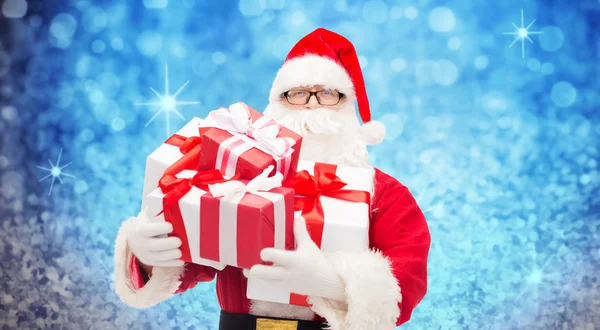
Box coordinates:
[126,207,185,267]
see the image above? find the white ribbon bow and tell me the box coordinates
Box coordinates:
[201,102,295,157]
[209,166,283,202]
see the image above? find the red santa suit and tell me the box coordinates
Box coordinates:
[114,28,431,329]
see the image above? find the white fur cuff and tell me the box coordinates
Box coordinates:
[308,250,401,330]
[113,217,184,309]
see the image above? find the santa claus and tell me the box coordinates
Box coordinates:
[114,28,430,330]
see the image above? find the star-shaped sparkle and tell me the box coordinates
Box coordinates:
[503,9,543,58]
[512,253,561,317]
[37,148,74,196]
[135,64,200,137]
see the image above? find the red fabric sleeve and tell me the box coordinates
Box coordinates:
[129,255,145,290]
[128,255,219,293]
[174,263,219,294]
[371,170,431,326]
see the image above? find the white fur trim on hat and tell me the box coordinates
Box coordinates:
[308,249,401,330]
[114,217,184,308]
[360,120,386,145]
[269,55,355,104]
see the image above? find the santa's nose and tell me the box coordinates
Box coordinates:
[304,95,320,109]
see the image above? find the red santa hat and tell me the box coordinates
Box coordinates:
[268,28,385,145]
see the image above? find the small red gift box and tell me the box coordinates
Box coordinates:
[198,102,302,180]
[146,166,296,270]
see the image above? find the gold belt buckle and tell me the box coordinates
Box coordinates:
[256,317,298,330]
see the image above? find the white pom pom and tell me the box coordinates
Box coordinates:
[360,120,386,145]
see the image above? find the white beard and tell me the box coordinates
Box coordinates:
[264,101,371,168]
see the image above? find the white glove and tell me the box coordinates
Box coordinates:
[247,215,346,301]
[126,207,185,267]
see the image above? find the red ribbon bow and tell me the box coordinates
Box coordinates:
[284,162,371,247]
[158,169,238,215]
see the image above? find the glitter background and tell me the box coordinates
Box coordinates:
[0,0,599,329]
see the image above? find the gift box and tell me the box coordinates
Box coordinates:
[246,160,374,306]
[145,166,296,270]
[141,117,206,210]
[198,102,302,180]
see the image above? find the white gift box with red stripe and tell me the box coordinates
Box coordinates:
[246,160,374,306]
[145,166,296,270]
[141,117,204,211]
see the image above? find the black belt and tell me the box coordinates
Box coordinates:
[219,310,327,330]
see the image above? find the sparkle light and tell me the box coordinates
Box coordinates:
[37,148,75,196]
[515,254,561,315]
[135,64,200,137]
[502,9,543,58]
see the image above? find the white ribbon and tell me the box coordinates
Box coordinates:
[201,102,296,157]
[209,165,283,203]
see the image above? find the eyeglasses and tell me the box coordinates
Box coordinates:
[282,89,345,106]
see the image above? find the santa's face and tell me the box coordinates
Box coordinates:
[264,86,370,168]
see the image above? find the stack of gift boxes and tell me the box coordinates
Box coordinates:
[141,102,373,306]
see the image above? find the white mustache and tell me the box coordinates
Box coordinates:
[264,102,371,168]
[273,108,343,136]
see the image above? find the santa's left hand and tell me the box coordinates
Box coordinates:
[246,215,346,302]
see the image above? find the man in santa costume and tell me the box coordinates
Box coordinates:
[114,28,430,330]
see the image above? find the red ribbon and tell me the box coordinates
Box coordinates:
[162,134,203,177]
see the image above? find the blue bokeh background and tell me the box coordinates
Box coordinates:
[1,0,599,329]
